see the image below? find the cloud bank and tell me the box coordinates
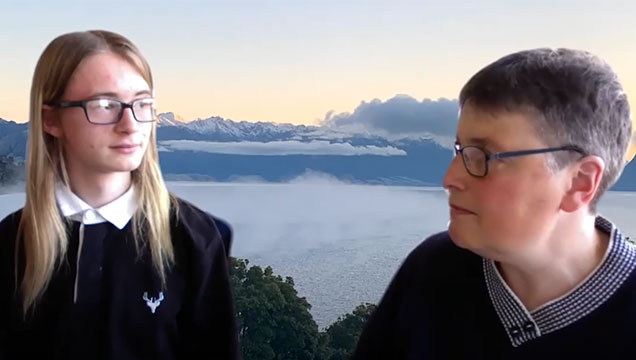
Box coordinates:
[321,95,459,141]
[158,139,407,156]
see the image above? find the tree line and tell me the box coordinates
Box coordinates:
[0,155,22,186]
[230,258,375,360]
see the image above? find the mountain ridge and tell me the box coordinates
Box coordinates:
[1,114,634,190]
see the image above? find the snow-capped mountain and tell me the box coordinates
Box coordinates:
[1,113,635,190]
[156,112,364,143]
[0,118,28,159]
[157,112,189,126]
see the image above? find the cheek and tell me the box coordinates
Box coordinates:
[62,124,106,153]
[475,178,519,212]
[140,125,154,147]
[478,177,558,239]
[474,179,530,232]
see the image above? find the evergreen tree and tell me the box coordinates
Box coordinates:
[231,258,321,360]
[323,303,377,360]
[230,258,377,360]
[0,155,17,185]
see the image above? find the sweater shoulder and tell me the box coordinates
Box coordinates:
[0,209,23,252]
[398,231,481,283]
[172,197,233,257]
[0,209,23,233]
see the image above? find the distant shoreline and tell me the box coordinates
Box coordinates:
[4,178,636,195]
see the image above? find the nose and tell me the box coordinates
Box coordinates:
[443,154,467,192]
[115,106,140,134]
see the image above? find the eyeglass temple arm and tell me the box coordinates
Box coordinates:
[489,146,586,161]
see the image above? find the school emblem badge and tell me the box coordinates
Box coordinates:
[142,292,164,314]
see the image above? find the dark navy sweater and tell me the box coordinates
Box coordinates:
[353,222,636,359]
[0,199,240,359]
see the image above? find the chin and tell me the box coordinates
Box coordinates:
[124,161,144,172]
[448,224,468,248]
[448,224,481,253]
[106,160,143,173]
[449,236,470,251]
[119,154,144,168]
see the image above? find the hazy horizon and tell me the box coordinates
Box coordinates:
[1,180,635,327]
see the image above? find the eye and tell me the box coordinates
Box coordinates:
[134,98,155,109]
[87,99,118,111]
[102,100,116,110]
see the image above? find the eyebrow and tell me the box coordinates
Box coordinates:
[456,136,504,150]
[88,90,152,99]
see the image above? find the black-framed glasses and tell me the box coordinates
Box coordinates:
[53,98,157,125]
[453,143,586,177]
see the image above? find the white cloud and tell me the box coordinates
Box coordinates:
[321,95,459,141]
[158,139,407,156]
[286,169,349,185]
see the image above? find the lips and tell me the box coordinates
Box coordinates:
[110,143,141,154]
[449,203,476,215]
[110,143,140,149]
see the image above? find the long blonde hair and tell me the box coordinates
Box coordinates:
[19,30,176,314]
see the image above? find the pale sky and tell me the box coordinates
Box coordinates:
[1,0,635,127]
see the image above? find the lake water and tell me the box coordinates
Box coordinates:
[1,181,634,328]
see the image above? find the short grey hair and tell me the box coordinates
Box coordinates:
[459,48,632,212]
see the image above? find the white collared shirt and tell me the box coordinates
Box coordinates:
[55,182,137,230]
[55,182,138,303]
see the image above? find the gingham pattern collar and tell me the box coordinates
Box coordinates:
[483,216,636,347]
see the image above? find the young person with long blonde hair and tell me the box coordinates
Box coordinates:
[0,30,239,359]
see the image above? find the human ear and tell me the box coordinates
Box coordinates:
[42,105,63,138]
[560,156,605,212]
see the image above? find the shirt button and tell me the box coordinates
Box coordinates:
[523,321,535,333]
[509,326,522,338]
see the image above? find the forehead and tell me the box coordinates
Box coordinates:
[63,52,150,100]
[456,103,545,150]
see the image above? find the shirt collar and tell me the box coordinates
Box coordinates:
[483,216,636,347]
[55,182,138,230]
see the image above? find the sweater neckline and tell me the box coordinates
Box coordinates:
[483,216,636,347]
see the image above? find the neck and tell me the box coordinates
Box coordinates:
[497,212,609,311]
[66,168,133,208]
